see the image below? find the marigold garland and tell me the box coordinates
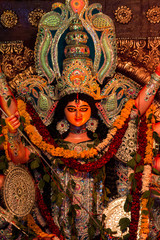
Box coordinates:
[35,185,65,240]
[143,104,156,165]
[27,214,57,238]
[140,105,156,239]
[129,115,147,240]
[17,98,135,159]
[3,97,155,239]
[16,98,135,172]
[97,99,135,152]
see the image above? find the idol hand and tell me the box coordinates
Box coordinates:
[5,111,20,133]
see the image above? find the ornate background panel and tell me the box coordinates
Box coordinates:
[1,0,160,118]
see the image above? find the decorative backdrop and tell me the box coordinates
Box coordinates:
[1,0,160,106]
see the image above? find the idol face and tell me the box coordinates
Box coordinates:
[64,100,91,127]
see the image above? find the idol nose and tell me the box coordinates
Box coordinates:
[76,109,81,118]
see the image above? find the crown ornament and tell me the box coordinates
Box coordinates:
[17,0,138,127]
[55,17,103,100]
[34,0,117,97]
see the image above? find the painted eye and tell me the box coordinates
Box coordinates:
[66,107,76,112]
[80,107,89,112]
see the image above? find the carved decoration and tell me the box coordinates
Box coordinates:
[117,38,160,75]
[28,9,46,27]
[0,41,24,55]
[0,45,34,81]
[0,10,18,28]
[1,37,160,116]
[146,6,160,24]
[114,6,132,24]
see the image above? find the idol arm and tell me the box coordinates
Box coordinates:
[1,64,160,164]
[0,66,17,117]
[135,63,160,116]
[6,113,30,164]
[0,67,30,164]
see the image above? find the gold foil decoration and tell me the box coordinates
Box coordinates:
[114,6,132,24]
[28,9,46,27]
[117,38,160,74]
[0,41,24,54]
[1,10,18,28]
[146,6,160,24]
[1,45,34,80]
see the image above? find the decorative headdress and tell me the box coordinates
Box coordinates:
[16,0,139,126]
[34,0,117,97]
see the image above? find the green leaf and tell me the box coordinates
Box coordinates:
[129,173,135,182]
[147,113,153,121]
[135,154,141,163]
[19,123,24,132]
[132,178,137,192]
[0,118,6,126]
[30,159,40,169]
[43,174,50,183]
[73,204,81,210]
[135,165,144,173]
[51,194,56,202]
[71,179,76,190]
[29,153,37,160]
[126,194,133,203]
[123,233,130,239]
[153,131,160,143]
[146,197,154,210]
[127,158,136,169]
[0,135,5,144]
[88,225,96,239]
[142,210,149,215]
[151,189,160,196]
[0,161,6,170]
[7,98,11,108]
[135,115,140,126]
[124,199,131,212]
[20,116,25,123]
[152,167,160,175]
[119,217,130,232]
[39,179,45,190]
[56,192,65,207]
[51,180,58,191]
[142,190,150,199]
[130,152,136,157]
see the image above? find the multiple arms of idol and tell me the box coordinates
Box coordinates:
[1,65,160,165]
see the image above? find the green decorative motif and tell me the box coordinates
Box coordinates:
[34,0,117,85]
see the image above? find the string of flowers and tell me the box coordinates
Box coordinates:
[35,185,65,240]
[16,98,134,157]
[20,99,135,172]
[96,99,135,152]
[143,104,156,165]
[140,104,156,239]
[27,214,58,239]
[129,115,147,240]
